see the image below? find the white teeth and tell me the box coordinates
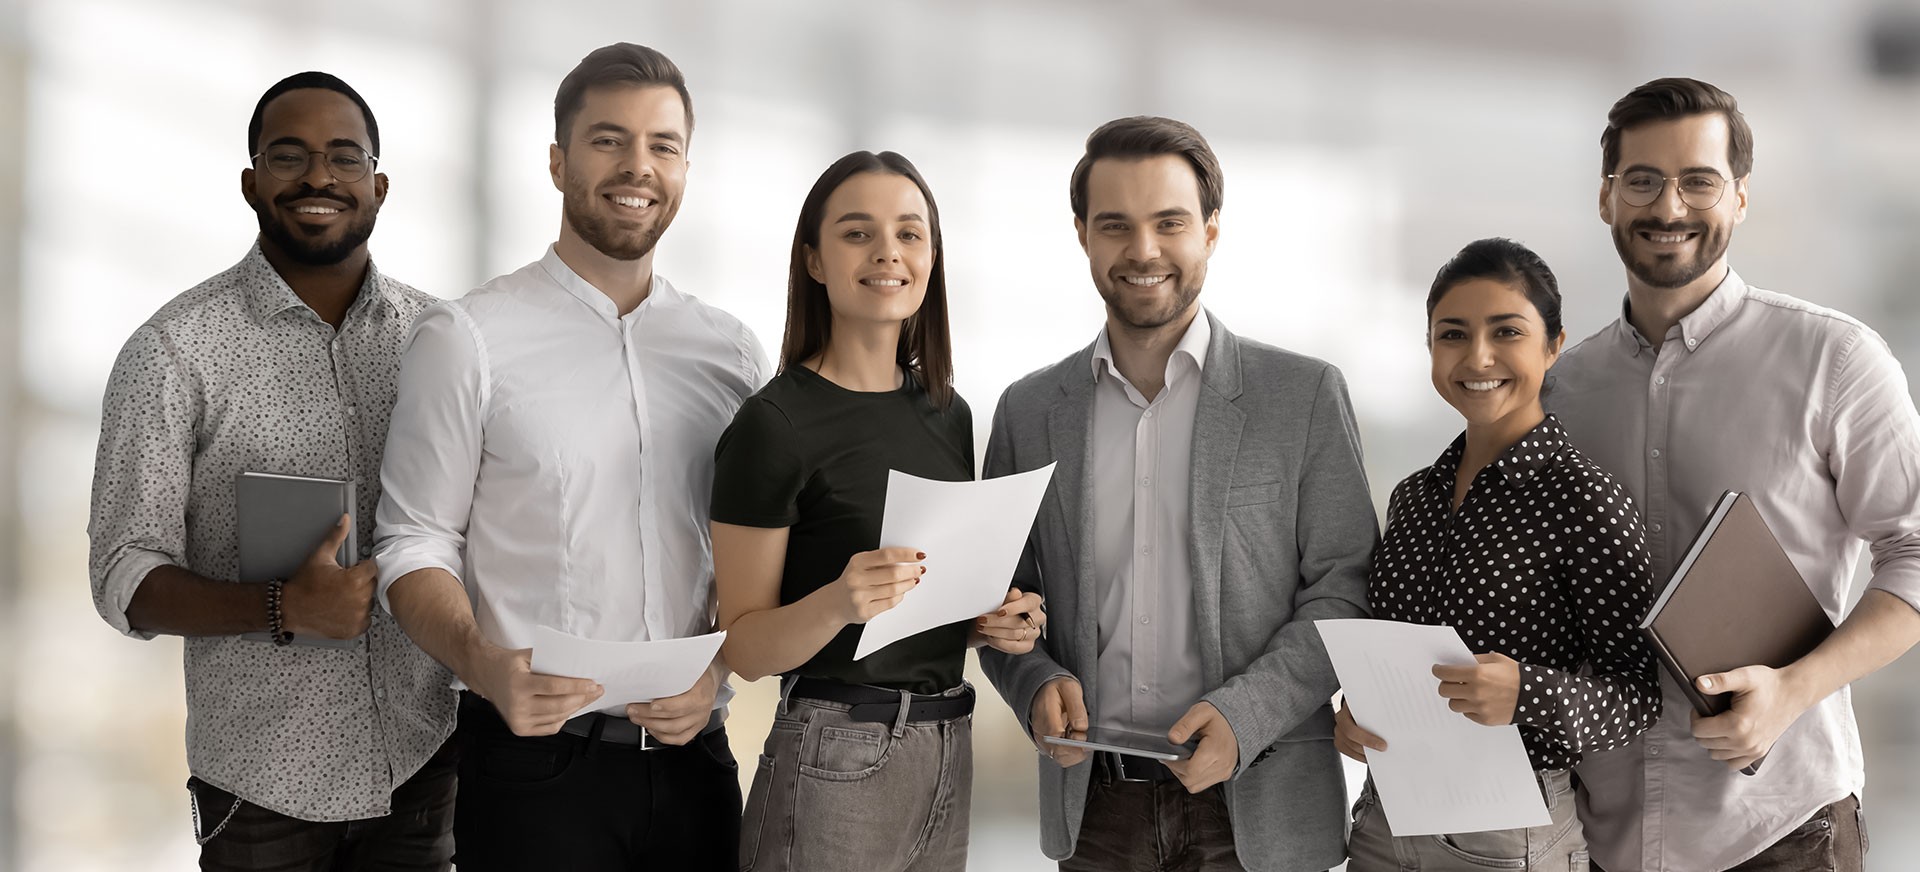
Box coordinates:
[1647,233,1690,243]
[1462,380,1508,392]
[862,279,906,287]
[1123,275,1168,286]
[610,195,654,209]
[292,205,340,214]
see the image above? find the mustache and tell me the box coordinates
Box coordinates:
[274,186,356,209]
[1628,218,1704,235]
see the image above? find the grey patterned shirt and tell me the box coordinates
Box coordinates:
[87,243,457,822]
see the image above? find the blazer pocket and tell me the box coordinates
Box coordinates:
[1226,481,1282,509]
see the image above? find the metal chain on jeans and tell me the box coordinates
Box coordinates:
[190,785,244,846]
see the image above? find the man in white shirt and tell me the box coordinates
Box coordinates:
[374,43,766,871]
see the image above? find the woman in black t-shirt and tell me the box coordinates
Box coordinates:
[711,151,1046,872]
[1337,238,1661,871]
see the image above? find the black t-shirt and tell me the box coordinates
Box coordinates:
[710,364,974,693]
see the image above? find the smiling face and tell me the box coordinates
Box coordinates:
[1077,154,1218,331]
[1600,113,1748,290]
[1429,278,1564,433]
[551,83,688,261]
[241,88,384,266]
[805,171,934,328]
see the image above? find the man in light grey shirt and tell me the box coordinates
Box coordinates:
[1547,77,1920,872]
[980,116,1375,872]
[87,73,456,870]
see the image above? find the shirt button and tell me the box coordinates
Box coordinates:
[1137,684,1150,694]
[1139,476,1152,488]
[1140,615,1151,625]
[1140,546,1151,556]
[360,545,373,558]
[1651,523,1663,534]
[1143,410,1155,419]
[1650,449,1661,458]
[1648,744,1660,757]
[374,688,386,701]
[1655,376,1667,386]
[1686,338,1698,348]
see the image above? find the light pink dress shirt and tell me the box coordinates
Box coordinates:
[1547,269,1920,871]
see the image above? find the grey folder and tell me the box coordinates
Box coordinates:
[236,471,364,648]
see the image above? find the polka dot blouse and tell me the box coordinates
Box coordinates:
[1369,414,1663,770]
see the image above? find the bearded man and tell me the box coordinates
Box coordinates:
[372,43,766,872]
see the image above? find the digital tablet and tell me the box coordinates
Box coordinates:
[1042,727,1197,761]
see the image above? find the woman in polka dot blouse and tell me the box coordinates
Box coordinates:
[1339,238,1663,871]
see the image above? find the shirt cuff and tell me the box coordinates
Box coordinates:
[98,548,171,641]
[1511,662,1563,732]
[372,539,464,615]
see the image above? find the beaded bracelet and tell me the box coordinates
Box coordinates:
[265,578,293,646]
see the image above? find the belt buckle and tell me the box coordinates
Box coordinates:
[1103,752,1153,784]
[637,725,659,751]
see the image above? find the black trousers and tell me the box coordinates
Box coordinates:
[453,692,743,872]
[191,738,458,872]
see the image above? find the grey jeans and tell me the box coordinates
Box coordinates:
[1347,769,1589,871]
[738,681,973,872]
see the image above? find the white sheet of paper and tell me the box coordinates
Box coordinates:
[1315,619,1551,836]
[530,626,727,719]
[854,464,1057,660]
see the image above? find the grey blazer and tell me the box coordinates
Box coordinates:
[979,313,1377,872]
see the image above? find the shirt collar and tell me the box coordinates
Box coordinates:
[239,240,394,327]
[539,244,670,322]
[1090,307,1213,387]
[1425,414,1572,490]
[1615,267,1749,357]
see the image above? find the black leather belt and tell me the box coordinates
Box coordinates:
[1095,750,1179,783]
[558,708,724,749]
[789,677,974,724]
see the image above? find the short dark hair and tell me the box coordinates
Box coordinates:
[782,151,955,411]
[248,71,380,158]
[554,43,694,147]
[1069,116,1223,221]
[1602,77,1753,179]
[1426,237,1563,342]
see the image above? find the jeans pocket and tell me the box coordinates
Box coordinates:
[799,724,896,782]
[469,738,574,788]
[1430,830,1531,868]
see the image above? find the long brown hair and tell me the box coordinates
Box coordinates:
[781,151,954,410]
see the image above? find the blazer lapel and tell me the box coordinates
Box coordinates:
[1188,314,1245,686]
[1048,344,1100,683]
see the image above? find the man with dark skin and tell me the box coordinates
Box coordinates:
[88,72,456,871]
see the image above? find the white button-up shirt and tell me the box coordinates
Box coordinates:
[1548,269,1920,872]
[374,247,766,712]
[1089,311,1211,733]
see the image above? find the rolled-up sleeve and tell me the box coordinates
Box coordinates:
[87,327,196,640]
[373,303,488,611]
[1827,327,1920,613]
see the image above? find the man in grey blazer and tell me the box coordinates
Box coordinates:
[979,116,1377,872]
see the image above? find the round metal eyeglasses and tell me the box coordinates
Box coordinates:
[1606,170,1731,210]
[251,144,378,183]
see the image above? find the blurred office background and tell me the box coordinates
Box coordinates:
[3,0,1920,868]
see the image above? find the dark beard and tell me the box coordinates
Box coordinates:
[562,173,665,262]
[252,194,376,267]
[1097,270,1205,331]
[1613,218,1729,289]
